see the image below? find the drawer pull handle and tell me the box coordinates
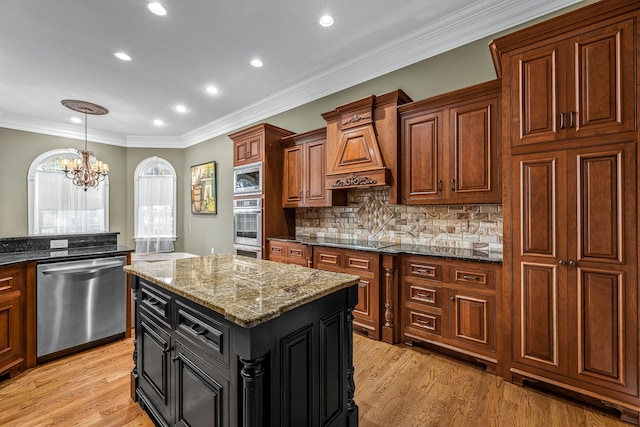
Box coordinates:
[415,269,433,274]
[569,111,575,128]
[450,297,455,301]
[416,319,432,326]
[146,297,160,306]
[190,323,208,335]
[462,275,480,281]
[415,293,430,298]
[559,112,565,129]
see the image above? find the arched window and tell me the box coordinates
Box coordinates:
[28,148,109,235]
[134,157,177,253]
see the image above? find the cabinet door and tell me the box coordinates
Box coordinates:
[304,139,328,206]
[448,290,495,352]
[138,311,173,422]
[234,134,263,166]
[509,42,566,145]
[570,18,636,139]
[448,96,500,202]
[174,341,229,427]
[402,110,444,203]
[565,143,637,395]
[282,145,304,207]
[0,291,22,373]
[511,152,569,375]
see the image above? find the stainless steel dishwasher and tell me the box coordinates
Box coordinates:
[36,256,127,358]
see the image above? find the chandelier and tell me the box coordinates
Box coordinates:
[60,100,109,191]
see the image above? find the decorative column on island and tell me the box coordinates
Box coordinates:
[125,254,360,427]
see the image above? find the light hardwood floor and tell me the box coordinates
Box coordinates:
[0,335,632,426]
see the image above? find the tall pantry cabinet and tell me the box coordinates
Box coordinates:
[491,0,640,421]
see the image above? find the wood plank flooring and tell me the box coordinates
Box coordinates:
[0,335,632,426]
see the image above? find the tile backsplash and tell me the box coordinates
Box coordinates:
[295,187,502,252]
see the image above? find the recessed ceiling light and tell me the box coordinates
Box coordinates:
[70,117,82,124]
[250,58,263,68]
[114,52,132,61]
[206,86,219,95]
[147,2,167,16]
[319,15,334,27]
[175,104,187,113]
[153,119,164,126]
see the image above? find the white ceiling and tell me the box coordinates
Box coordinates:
[0,0,582,148]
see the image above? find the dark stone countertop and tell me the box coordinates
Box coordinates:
[268,236,502,264]
[0,245,134,266]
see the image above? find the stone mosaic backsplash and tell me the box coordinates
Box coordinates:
[295,188,502,252]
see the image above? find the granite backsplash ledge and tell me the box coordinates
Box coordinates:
[295,188,502,252]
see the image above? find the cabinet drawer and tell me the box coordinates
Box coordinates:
[405,308,442,338]
[175,301,229,367]
[268,241,286,257]
[314,249,342,269]
[0,266,24,295]
[406,280,443,309]
[448,265,496,290]
[403,258,443,282]
[345,252,377,274]
[286,244,306,262]
[140,282,172,325]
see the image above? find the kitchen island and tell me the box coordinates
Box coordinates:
[125,254,360,427]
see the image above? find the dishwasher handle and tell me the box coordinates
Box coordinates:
[40,260,124,276]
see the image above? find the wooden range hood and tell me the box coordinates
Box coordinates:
[321,90,411,204]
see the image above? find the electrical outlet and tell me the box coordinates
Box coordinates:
[50,239,68,249]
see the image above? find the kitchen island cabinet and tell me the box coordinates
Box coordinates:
[126,254,360,427]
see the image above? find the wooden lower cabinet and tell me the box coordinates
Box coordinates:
[509,141,639,420]
[401,255,500,373]
[313,247,385,341]
[0,265,25,378]
[266,241,311,267]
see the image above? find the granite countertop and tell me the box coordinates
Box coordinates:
[125,254,359,328]
[268,236,502,263]
[0,245,134,266]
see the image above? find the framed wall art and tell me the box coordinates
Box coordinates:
[191,161,217,214]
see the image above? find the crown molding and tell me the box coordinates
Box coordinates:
[125,135,185,148]
[0,111,127,146]
[1,0,582,149]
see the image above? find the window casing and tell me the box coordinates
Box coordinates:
[134,157,177,253]
[28,148,109,235]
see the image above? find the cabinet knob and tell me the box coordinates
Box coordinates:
[171,355,179,363]
[449,296,455,301]
[569,260,577,267]
[558,259,567,266]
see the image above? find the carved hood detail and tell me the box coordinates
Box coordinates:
[322,90,411,202]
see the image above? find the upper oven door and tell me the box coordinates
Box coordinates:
[233,162,262,195]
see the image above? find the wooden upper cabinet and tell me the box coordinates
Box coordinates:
[281,128,346,208]
[233,132,263,166]
[282,144,304,206]
[399,80,501,204]
[508,17,636,146]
